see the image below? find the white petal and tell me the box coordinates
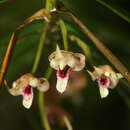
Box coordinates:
[56,77,68,93]
[22,87,33,109]
[29,78,38,87]
[23,97,33,109]
[99,87,109,98]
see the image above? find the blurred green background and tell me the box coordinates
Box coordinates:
[0,0,130,130]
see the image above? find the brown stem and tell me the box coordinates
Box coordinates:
[58,5,130,82]
[0,9,47,89]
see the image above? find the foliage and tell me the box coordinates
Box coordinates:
[0,0,130,130]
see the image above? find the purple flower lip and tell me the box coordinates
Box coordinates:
[9,73,50,108]
[49,46,85,93]
[57,65,72,79]
[87,65,123,98]
[99,77,109,87]
[24,85,32,95]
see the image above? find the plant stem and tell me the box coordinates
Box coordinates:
[38,92,51,130]
[44,67,53,79]
[31,23,49,74]
[45,0,57,14]
[36,0,57,129]
[31,22,51,129]
[38,67,52,130]
[45,0,52,14]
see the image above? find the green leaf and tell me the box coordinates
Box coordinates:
[97,0,130,23]
[0,0,8,3]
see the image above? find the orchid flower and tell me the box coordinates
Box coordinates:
[87,65,123,98]
[49,46,85,93]
[9,73,49,109]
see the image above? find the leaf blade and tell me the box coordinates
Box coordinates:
[96,0,130,23]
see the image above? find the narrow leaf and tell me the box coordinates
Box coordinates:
[97,0,130,23]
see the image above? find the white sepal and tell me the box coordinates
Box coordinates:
[116,73,123,79]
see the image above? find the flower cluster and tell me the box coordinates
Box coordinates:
[8,46,123,109]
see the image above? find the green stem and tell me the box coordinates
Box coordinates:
[31,22,51,130]
[45,0,52,14]
[38,92,51,130]
[38,67,53,130]
[45,0,57,14]
[35,0,56,129]
[45,67,53,79]
[59,19,68,51]
[38,66,53,130]
[32,23,49,74]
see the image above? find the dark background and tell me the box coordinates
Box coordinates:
[0,0,130,130]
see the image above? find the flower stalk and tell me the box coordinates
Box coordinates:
[31,22,51,129]
[34,0,57,129]
[59,19,68,51]
[38,92,51,130]
[31,23,49,74]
